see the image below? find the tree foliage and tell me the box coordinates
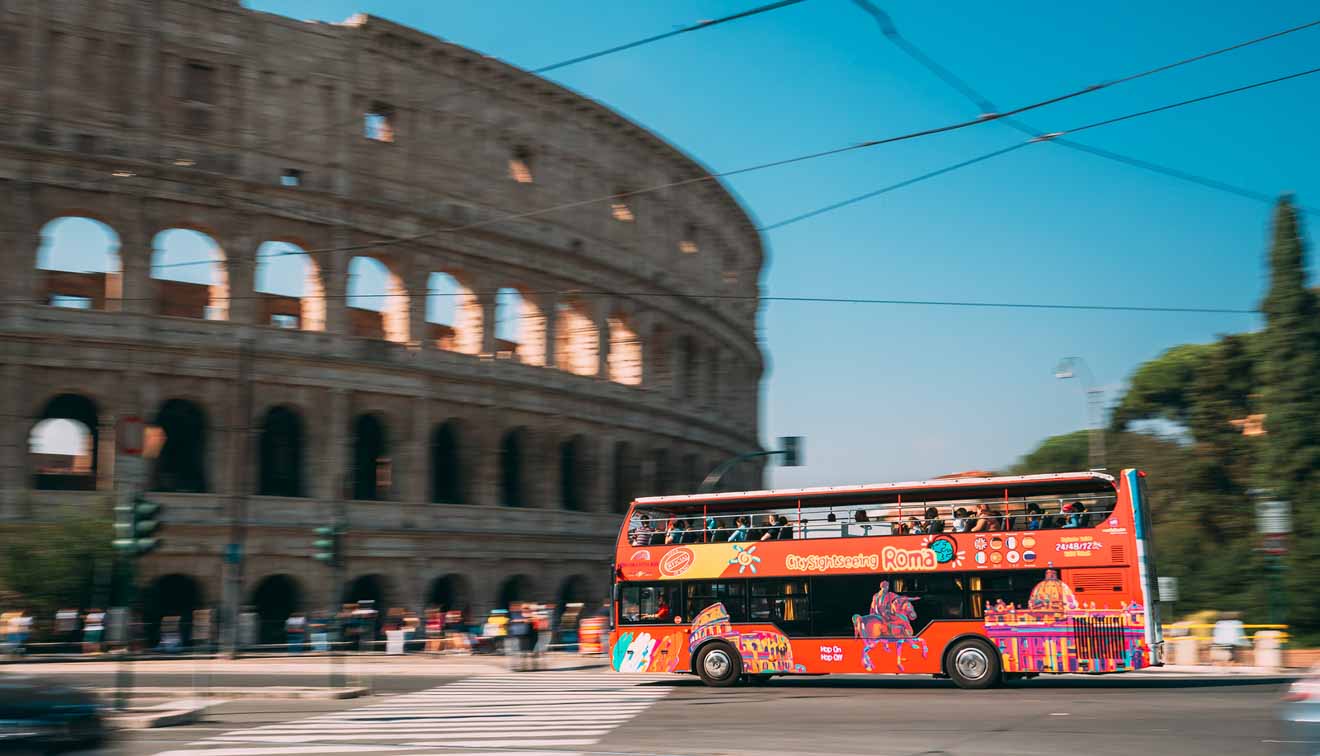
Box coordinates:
[0,513,117,628]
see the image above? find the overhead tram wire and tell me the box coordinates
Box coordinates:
[758,65,1320,231]
[850,0,1320,214]
[146,16,1320,273]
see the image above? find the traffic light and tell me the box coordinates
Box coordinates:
[114,496,163,555]
[779,436,803,467]
[314,525,342,566]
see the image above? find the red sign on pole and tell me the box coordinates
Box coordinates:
[119,415,144,456]
[1262,534,1288,555]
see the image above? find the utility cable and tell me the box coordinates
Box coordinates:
[850,0,1320,214]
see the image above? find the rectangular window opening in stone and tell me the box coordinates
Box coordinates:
[50,294,92,309]
[611,199,635,223]
[270,313,299,329]
[184,61,213,103]
[679,224,699,254]
[509,146,534,183]
[281,168,303,187]
[364,103,396,142]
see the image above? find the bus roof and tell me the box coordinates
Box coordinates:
[632,471,1119,511]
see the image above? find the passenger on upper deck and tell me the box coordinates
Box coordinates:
[970,501,1001,532]
[924,507,945,533]
[630,515,654,547]
[1063,501,1087,528]
[1024,502,1044,530]
[757,515,779,541]
[952,507,972,532]
[853,510,873,536]
[728,516,750,542]
[773,515,793,540]
[664,517,688,545]
[906,516,925,535]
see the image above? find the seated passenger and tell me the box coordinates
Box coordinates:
[1024,502,1044,530]
[630,515,655,547]
[952,507,972,532]
[854,510,873,536]
[923,506,945,533]
[728,516,750,542]
[1063,501,1087,528]
[970,502,1001,532]
[758,515,779,541]
[775,515,794,540]
[664,517,687,545]
[907,516,926,535]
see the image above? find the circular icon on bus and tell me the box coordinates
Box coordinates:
[975,551,987,565]
[1023,550,1036,562]
[990,537,1003,550]
[928,536,957,564]
[990,551,1003,564]
[1007,536,1017,550]
[1022,536,1036,549]
[974,537,988,550]
[1006,550,1021,564]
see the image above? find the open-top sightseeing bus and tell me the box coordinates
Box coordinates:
[609,470,1162,688]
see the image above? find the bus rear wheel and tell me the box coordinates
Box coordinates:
[946,638,1001,689]
[695,642,742,687]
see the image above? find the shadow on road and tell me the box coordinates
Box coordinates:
[645,675,1294,691]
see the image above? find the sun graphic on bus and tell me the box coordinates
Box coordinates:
[920,534,966,568]
[729,544,761,574]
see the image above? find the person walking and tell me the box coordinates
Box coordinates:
[285,613,306,653]
[83,608,105,654]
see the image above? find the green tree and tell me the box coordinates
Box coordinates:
[0,513,117,631]
[1007,430,1088,474]
[1257,196,1320,630]
[1109,342,1217,432]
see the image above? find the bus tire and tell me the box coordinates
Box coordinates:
[946,638,1001,690]
[695,642,742,687]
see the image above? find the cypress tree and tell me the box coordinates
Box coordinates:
[1258,196,1320,632]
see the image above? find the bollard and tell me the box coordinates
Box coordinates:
[1253,630,1284,671]
[1170,636,1200,666]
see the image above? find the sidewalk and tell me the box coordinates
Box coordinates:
[0,652,611,677]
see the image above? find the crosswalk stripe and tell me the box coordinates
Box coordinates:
[151,671,671,755]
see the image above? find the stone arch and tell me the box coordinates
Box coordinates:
[429,420,465,504]
[258,405,305,497]
[497,573,536,609]
[29,393,99,491]
[351,412,390,501]
[347,255,409,343]
[36,216,121,310]
[499,426,528,507]
[254,240,325,331]
[249,573,303,645]
[607,312,642,386]
[558,573,593,609]
[494,286,546,365]
[152,398,208,492]
[426,271,481,353]
[611,440,638,514]
[143,573,204,648]
[151,228,228,320]
[426,573,473,617]
[559,434,587,511]
[343,573,391,607]
[555,296,598,377]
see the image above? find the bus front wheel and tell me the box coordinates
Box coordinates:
[946,638,1002,690]
[695,642,742,687]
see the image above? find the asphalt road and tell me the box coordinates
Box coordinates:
[54,671,1305,756]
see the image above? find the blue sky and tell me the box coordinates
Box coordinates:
[38,1,1319,485]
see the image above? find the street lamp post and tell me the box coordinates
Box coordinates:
[1054,356,1105,470]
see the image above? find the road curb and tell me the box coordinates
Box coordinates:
[96,686,368,699]
[104,699,216,729]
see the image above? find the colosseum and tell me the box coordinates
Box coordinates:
[0,0,764,642]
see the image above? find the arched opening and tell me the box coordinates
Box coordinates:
[351,413,389,501]
[36,217,121,310]
[430,421,464,504]
[250,574,302,645]
[607,313,642,386]
[426,272,481,353]
[611,441,637,514]
[558,574,591,609]
[258,405,304,497]
[559,435,586,511]
[499,427,527,507]
[494,287,546,365]
[426,574,472,618]
[151,228,228,320]
[254,241,325,331]
[497,574,533,610]
[651,447,673,496]
[649,323,672,393]
[143,573,203,648]
[29,394,98,491]
[152,399,208,493]
[555,297,598,376]
[343,574,389,607]
[347,256,409,343]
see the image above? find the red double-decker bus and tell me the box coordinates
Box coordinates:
[609,470,1163,688]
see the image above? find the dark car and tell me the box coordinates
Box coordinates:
[0,674,105,753]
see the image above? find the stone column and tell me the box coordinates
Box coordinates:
[319,388,349,500]
[223,231,257,325]
[404,393,430,506]
[406,262,430,350]
[119,212,154,316]
[0,361,26,515]
[539,290,558,371]
[594,298,611,379]
[96,418,117,493]
[478,291,498,356]
[471,414,498,507]
[323,227,351,336]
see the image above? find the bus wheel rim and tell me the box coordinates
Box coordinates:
[704,648,732,678]
[955,647,988,680]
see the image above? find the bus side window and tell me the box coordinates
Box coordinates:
[686,581,747,623]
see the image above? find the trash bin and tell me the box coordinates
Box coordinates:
[1254,630,1284,671]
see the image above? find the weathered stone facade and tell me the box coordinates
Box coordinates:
[0,1,764,626]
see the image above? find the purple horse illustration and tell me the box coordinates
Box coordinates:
[852,581,929,672]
